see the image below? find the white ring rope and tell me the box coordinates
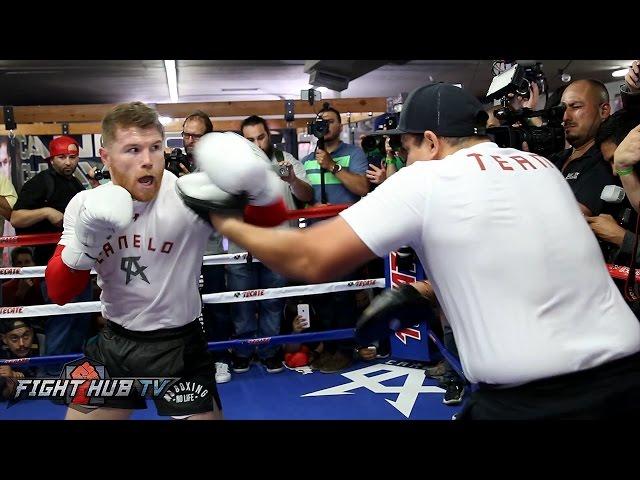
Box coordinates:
[0,253,260,279]
[0,278,385,319]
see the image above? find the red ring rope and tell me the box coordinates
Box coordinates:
[0,204,350,248]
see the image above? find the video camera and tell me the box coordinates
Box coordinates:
[306,102,333,150]
[165,148,196,177]
[307,118,330,139]
[486,63,566,157]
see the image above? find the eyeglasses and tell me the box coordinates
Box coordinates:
[182,132,204,141]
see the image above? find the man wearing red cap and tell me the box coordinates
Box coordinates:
[11,135,91,372]
[11,135,85,265]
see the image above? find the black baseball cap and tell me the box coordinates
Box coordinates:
[372,83,488,137]
[0,319,32,334]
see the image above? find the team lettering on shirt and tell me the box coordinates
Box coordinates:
[467,152,553,172]
[96,234,174,264]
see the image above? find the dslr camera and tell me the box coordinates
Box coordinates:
[93,166,110,181]
[361,113,402,161]
[486,63,566,157]
[165,148,196,177]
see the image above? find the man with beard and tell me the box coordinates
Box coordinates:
[301,105,369,207]
[223,115,312,374]
[11,136,91,367]
[44,102,287,419]
[11,136,85,265]
[0,320,41,401]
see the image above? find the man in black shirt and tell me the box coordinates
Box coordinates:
[10,136,90,372]
[550,79,616,218]
[11,136,85,265]
[0,319,40,401]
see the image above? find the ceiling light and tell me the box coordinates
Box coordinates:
[612,68,628,78]
[164,60,179,103]
[158,116,173,126]
[221,88,260,92]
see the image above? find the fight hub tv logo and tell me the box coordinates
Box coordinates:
[10,358,176,411]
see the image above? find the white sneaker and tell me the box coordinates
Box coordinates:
[215,362,231,384]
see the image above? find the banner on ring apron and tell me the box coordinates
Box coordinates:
[385,248,432,362]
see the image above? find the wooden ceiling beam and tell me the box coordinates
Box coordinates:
[0,98,387,124]
[0,113,383,137]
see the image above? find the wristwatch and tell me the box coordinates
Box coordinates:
[331,163,342,174]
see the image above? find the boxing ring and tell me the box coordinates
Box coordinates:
[3,203,634,419]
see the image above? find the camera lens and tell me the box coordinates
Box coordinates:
[389,135,402,151]
[361,136,377,152]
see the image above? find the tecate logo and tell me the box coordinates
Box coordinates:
[243,290,265,298]
[0,268,21,274]
[0,307,24,314]
[351,280,376,287]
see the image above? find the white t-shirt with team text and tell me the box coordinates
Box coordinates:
[340,141,640,385]
[60,172,212,331]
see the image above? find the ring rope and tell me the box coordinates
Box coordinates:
[0,278,385,318]
[0,252,264,279]
[0,328,465,373]
[0,328,356,367]
[0,204,351,249]
[3,258,636,283]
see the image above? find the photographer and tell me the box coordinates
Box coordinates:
[485,63,566,158]
[165,111,212,177]
[241,115,312,211]
[362,114,406,187]
[224,115,313,374]
[298,105,369,373]
[383,136,406,178]
[364,135,407,186]
[302,105,369,206]
[549,79,615,217]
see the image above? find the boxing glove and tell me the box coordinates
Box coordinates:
[176,172,288,227]
[176,172,248,222]
[355,283,437,346]
[61,183,134,270]
[193,132,288,226]
[194,132,283,205]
